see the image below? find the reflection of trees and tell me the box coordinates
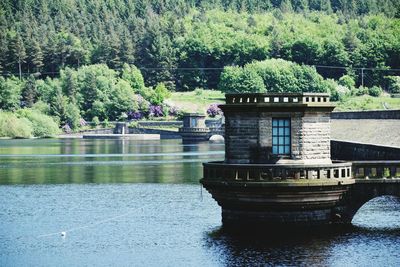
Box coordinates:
[0,139,224,185]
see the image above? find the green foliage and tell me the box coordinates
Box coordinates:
[0,112,32,138]
[92,116,100,126]
[149,83,171,105]
[16,109,60,137]
[21,75,38,108]
[368,86,383,97]
[384,76,400,93]
[325,79,349,101]
[65,103,81,130]
[336,95,400,111]
[220,59,328,94]
[353,86,370,96]
[219,66,265,93]
[0,76,22,111]
[0,2,399,91]
[107,79,138,120]
[121,64,146,93]
[338,75,356,89]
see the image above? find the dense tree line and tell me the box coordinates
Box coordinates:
[0,63,174,138]
[0,0,399,91]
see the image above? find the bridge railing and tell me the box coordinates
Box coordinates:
[352,161,400,179]
[178,127,210,133]
[203,161,352,182]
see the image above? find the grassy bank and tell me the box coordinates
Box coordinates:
[335,95,400,111]
[168,89,225,114]
[169,90,400,113]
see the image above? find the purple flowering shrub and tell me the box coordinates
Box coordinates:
[206,104,222,117]
[149,105,164,117]
[127,111,144,120]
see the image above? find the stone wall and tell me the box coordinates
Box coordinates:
[224,110,333,164]
[331,110,400,120]
[301,112,331,163]
[137,121,182,128]
[129,127,181,139]
[225,111,259,164]
[331,140,400,160]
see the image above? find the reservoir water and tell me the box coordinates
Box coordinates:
[1,139,400,266]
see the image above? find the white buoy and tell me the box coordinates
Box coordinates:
[61,231,66,238]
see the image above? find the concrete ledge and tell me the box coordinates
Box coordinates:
[355,178,400,184]
[331,139,400,160]
[82,134,160,140]
[332,109,400,119]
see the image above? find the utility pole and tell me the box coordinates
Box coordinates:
[361,67,364,87]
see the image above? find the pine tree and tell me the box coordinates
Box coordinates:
[29,40,44,73]
[11,34,27,79]
[21,75,38,107]
[280,0,294,13]
[0,33,8,74]
[119,30,135,65]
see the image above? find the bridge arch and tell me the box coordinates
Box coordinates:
[351,195,400,228]
[341,182,400,223]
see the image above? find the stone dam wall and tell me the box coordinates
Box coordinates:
[331,110,400,120]
[331,140,400,161]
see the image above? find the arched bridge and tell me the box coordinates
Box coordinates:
[339,161,400,223]
[202,160,400,225]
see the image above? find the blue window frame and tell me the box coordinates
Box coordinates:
[272,118,291,155]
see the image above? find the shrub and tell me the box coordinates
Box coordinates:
[127,111,144,120]
[368,86,383,97]
[148,83,171,105]
[326,79,349,101]
[121,63,146,93]
[0,112,32,138]
[16,109,60,137]
[338,75,355,89]
[354,86,369,96]
[384,76,400,94]
[220,59,329,94]
[92,116,100,126]
[0,76,23,111]
[65,103,81,130]
[219,66,265,93]
[206,104,223,117]
[102,119,111,127]
[149,105,164,117]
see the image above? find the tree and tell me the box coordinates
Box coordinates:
[60,68,79,103]
[119,30,135,64]
[11,33,27,79]
[280,0,294,13]
[291,38,320,65]
[21,75,38,108]
[121,64,146,93]
[0,76,22,111]
[218,65,266,93]
[28,40,44,73]
[107,79,138,120]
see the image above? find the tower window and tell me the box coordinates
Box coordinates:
[272,118,291,155]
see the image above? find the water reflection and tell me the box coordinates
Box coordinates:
[0,139,224,185]
[204,196,400,266]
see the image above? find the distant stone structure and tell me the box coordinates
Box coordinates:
[179,113,210,142]
[114,122,129,134]
[201,93,400,227]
